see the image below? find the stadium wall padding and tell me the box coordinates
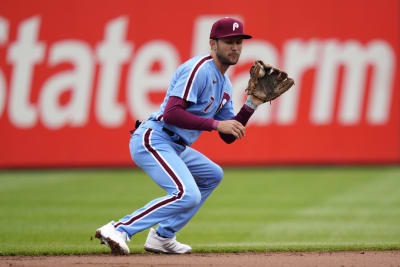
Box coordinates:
[0,0,399,167]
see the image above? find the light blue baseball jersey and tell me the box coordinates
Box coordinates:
[149,55,235,146]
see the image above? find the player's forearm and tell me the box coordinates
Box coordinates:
[234,104,255,126]
[163,96,218,131]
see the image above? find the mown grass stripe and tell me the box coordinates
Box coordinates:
[0,167,399,255]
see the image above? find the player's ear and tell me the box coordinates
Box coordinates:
[209,39,217,51]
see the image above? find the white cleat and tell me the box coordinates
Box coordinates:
[95,221,130,255]
[144,228,192,254]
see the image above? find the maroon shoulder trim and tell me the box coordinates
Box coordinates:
[182,55,212,100]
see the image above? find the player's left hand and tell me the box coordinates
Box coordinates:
[246,60,294,103]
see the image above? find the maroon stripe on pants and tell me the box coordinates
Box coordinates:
[114,129,184,228]
[182,55,212,100]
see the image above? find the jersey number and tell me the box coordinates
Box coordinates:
[203,96,215,112]
[203,92,230,113]
[216,92,230,113]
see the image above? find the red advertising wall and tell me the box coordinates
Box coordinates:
[0,0,399,167]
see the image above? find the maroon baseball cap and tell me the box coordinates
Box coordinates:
[210,17,252,40]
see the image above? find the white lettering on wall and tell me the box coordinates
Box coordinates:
[39,41,94,129]
[365,41,394,124]
[0,16,396,129]
[127,40,179,120]
[95,17,132,127]
[7,16,45,128]
[278,39,319,124]
[311,39,395,125]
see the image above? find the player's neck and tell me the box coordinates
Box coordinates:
[211,54,229,75]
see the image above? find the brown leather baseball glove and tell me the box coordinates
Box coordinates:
[246,60,294,103]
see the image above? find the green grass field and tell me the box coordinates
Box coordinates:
[0,166,399,255]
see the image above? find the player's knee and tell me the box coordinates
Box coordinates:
[209,164,223,186]
[181,187,201,208]
[214,164,224,184]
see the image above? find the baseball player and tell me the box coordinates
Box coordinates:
[95,17,264,255]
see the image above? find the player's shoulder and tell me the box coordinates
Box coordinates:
[178,55,214,75]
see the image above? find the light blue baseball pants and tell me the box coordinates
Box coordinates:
[114,120,223,238]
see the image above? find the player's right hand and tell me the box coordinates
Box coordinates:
[217,120,245,139]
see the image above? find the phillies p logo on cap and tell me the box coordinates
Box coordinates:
[209,17,252,39]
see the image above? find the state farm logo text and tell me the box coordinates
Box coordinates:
[0,16,396,129]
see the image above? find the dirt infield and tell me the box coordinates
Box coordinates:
[1,251,400,267]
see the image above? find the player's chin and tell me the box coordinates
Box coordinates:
[229,54,240,64]
[227,57,239,65]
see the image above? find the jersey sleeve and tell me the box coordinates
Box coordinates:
[169,62,207,104]
[163,96,216,131]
